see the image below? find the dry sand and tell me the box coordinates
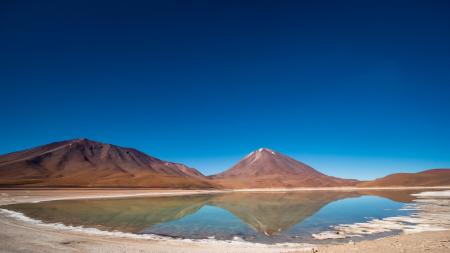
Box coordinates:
[0,188,449,253]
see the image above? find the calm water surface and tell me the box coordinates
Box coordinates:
[4,190,420,243]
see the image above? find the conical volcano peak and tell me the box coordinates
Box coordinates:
[244,148,277,159]
[257,148,276,154]
[212,147,359,188]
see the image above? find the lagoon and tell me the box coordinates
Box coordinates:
[3,190,419,244]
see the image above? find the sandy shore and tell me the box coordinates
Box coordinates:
[0,188,449,253]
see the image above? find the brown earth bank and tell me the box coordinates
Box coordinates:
[292,231,450,253]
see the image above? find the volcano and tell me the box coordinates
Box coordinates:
[0,138,214,188]
[210,148,358,188]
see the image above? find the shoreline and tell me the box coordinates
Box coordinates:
[0,188,449,253]
[0,186,449,207]
[2,186,450,190]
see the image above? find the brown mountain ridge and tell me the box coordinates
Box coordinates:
[358,169,450,187]
[0,140,448,188]
[0,138,214,188]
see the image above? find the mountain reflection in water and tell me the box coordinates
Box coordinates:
[4,190,417,243]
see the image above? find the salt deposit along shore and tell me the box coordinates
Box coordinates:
[0,188,449,253]
[312,190,450,240]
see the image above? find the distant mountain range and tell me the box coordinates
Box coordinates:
[358,169,450,187]
[0,139,448,188]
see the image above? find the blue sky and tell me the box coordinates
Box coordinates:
[1,0,450,180]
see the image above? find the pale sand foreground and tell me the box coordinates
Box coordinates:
[0,188,449,253]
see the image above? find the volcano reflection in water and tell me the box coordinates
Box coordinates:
[5,190,416,243]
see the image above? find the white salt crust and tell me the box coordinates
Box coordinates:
[0,208,312,251]
[312,190,450,240]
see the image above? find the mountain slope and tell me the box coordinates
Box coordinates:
[0,138,214,188]
[210,148,358,188]
[358,169,450,187]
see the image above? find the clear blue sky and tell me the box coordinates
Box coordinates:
[1,1,449,180]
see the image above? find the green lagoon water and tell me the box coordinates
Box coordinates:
[3,190,419,243]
